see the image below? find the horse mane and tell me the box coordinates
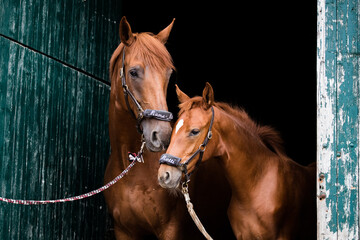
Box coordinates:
[109,32,175,80]
[179,97,286,157]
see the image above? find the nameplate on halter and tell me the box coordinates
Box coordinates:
[159,154,181,167]
[143,109,173,121]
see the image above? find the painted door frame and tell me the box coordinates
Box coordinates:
[317,0,359,239]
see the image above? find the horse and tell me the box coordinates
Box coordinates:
[158,82,316,239]
[104,17,234,239]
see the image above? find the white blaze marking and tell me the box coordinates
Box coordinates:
[175,119,184,134]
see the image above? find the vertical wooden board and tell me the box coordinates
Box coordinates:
[0,36,111,239]
[318,0,359,239]
[317,0,338,238]
[335,0,359,238]
[337,0,359,238]
[0,0,122,82]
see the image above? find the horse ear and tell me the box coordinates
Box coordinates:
[156,18,175,44]
[119,16,135,46]
[176,84,190,103]
[202,82,214,109]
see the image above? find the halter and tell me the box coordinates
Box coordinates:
[120,46,173,133]
[159,106,215,182]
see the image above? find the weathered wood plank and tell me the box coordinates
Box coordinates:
[0,36,111,239]
[0,0,122,82]
[335,1,359,238]
[317,0,338,238]
[317,0,359,239]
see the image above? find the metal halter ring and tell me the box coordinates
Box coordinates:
[199,144,206,152]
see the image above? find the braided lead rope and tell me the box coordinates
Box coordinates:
[182,183,213,240]
[0,160,137,205]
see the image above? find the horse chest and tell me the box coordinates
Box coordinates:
[111,182,171,229]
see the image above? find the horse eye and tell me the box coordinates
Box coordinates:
[129,69,138,78]
[189,129,200,136]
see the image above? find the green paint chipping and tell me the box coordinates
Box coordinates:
[317,0,359,239]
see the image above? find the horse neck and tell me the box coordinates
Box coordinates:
[214,107,281,197]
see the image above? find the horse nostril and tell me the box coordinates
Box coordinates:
[151,130,162,148]
[164,172,170,181]
[159,172,170,183]
[152,131,158,142]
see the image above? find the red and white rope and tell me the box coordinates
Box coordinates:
[0,160,137,205]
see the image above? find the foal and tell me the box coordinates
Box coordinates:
[158,83,316,239]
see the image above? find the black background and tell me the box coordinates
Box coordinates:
[122,1,317,165]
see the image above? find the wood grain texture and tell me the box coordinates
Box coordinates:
[0,0,121,82]
[0,21,112,240]
[317,0,359,239]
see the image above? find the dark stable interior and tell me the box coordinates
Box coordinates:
[122,1,317,166]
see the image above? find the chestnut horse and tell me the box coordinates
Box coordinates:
[104,18,234,239]
[158,83,316,239]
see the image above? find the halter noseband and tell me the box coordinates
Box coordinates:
[120,46,173,133]
[159,106,215,182]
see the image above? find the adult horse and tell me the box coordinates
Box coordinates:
[158,83,316,239]
[104,18,234,239]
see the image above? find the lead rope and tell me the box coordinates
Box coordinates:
[0,160,137,205]
[0,138,146,205]
[182,183,214,240]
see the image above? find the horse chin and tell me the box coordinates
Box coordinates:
[145,141,165,152]
[158,177,180,189]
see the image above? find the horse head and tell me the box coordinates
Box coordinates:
[110,16,175,152]
[158,83,219,188]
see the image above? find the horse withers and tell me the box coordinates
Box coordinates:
[158,83,316,239]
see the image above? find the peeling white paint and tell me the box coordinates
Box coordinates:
[318,0,360,239]
[317,0,336,238]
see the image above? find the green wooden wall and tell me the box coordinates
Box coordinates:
[317,0,359,239]
[0,1,121,239]
[0,0,121,81]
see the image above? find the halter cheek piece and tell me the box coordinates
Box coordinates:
[159,107,215,182]
[120,46,173,133]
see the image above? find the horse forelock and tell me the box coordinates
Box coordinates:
[178,96,203,116]
[131,33,175,71]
